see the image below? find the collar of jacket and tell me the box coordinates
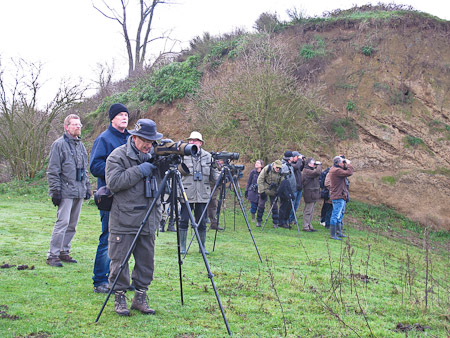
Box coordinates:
[108,123,130,137]
[64,132,80,143]
[125,136,139,161]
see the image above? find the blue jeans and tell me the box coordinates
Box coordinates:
[92,210,110,287]
[330,199,346,226]
[250,202,258,214]
[289,190,302,223]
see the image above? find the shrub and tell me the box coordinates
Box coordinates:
[299,36,327,59]
[381,176,396,185]
[361,45,374,56]
[346,100,355,111]
[404,135,424,147]
[331,117,359,140]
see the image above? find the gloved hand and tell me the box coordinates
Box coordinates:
[138,162,157,177]
[85,190,91,200]
[52,191,62,207]
[260,192,267,200]
[244,190,248,198]
[290,194,295,201]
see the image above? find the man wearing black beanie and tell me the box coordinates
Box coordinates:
[89,103,130,293]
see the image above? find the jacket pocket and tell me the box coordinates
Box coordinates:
[117,204,147,228]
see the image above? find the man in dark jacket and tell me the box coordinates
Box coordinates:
[245,159,264,223]
[289,151,305,225]
[89,103,130,293]
[106,119,163,316]
[328,156,354,240]
[46,114,91,267]
[301,158,322,232]
[279,151,297,228]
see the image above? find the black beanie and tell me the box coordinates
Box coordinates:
[109,103,128,120]
[284,150,293,158]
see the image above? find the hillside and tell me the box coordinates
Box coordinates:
[89,6,450,230]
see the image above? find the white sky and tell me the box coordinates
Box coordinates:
[1,0,449,104]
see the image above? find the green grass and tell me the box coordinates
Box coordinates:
[1,194,449,337]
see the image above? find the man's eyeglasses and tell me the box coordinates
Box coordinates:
[138,136,154,144]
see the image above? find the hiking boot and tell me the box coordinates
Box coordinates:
[93,284,109,293]
[256,221,262,227]
[251,214,256,222]
[46,257,63,267]
[278,223,290,229]
[273,223,279,229]
[59,254,77,263]
[131,289,155,315]
[209,224,224,231]
[114,291,130,316]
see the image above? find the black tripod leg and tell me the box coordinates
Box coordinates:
[226,170,262,263]
[95,171,170,323]
[261,196,277,231]
[174,171,231,336]
[186,168,227,255]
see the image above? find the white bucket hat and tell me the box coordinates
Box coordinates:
[187,131,204,143]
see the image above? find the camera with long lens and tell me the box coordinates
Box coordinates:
[211,151,240,161]
[153,140,198,156]
[230,164,245,180]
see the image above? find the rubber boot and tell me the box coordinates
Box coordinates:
[131,289,155,315]
[199,229,209,255]
[337,223,347,238]
[330,225,341,240]
[251,213,256,222]
[179,229,187,254]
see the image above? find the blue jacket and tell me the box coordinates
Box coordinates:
[89,124,130,189]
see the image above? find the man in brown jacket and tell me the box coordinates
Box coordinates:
[301,158,322,232]
[328,156,354,240]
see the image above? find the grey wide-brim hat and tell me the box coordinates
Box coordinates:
[129,119,163,140]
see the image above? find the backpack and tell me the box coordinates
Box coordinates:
[319,167,330,199]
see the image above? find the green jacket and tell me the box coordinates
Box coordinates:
[257,163,283,197]
[105,137,162,235]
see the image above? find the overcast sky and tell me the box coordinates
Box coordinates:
[1,0,449,104]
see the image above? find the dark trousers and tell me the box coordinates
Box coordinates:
[108,232,155,292]
[257,194,279,224]
[180,202,207,231]
[279,198,292,225]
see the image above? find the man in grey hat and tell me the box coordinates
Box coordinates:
[105,118,163,316]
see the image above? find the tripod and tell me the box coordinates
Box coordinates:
[185,163,262,263]
[261,195,301,237]
[95,159,231,336]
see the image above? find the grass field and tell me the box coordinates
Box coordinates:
[0,187,449,337]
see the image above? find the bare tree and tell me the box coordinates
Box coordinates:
[93,0,173,77]
[0,59,84,179]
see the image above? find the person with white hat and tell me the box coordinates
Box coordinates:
[179,131,219,255]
